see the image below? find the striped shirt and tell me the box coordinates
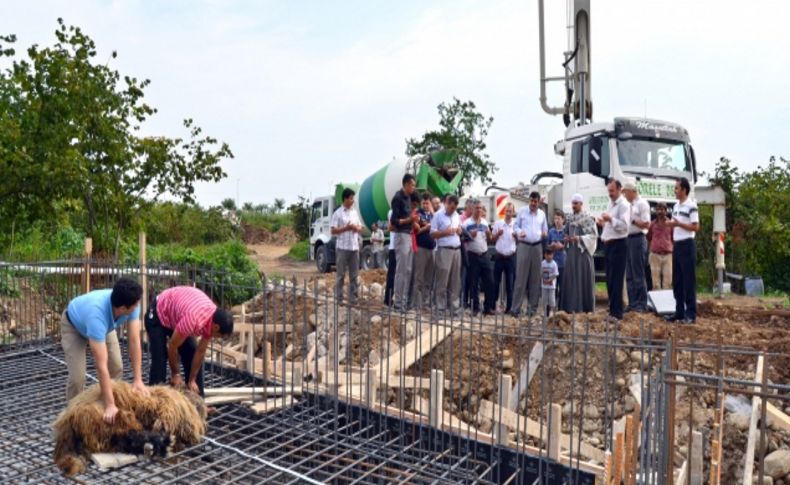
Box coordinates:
[156,287,217,339]
[672,198,699,241]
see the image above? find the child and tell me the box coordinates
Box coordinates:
[547,210,566,304]
[541,247,559,317]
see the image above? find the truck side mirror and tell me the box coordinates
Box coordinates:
[588,136,604,177]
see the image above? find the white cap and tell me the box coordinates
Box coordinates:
[571,193,583,203]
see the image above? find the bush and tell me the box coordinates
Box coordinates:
[140,202,237,246]
[288,240,310,261]
[123,240,260,306]
[3,223,86,261]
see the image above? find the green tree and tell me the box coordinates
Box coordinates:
[406,97,496,187]
[220,198,237,212]
[273,198,286,213]
[0,20,232,255]
[706,156,790,292]
[289,196,312,240]
[241,202,255,212]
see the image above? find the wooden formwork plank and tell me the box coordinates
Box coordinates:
[477,398,605,463]
[430,369,445,428]
[742,355,764,485]
[675,460,689,485]
[548,403,562,460]
[624,415,634,484]
[232,322,294,334]
[205,386,295,397]
[376,323,452,375]
[612,432,624,485]
[509,342,544,410]
[767,402,790,433]
[249,395,295,415]
[690,430,703,485]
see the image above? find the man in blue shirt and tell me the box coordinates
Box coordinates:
[61,277,149,424]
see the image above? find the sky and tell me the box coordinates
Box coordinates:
[4,0,789,207]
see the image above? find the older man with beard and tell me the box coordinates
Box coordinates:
[560,193,598,313]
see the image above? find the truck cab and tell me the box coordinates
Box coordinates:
[555,117,696,216]
[309,196,336,273]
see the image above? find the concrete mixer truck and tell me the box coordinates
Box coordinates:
[309,151,463,273]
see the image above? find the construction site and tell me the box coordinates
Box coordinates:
[0,253,788,485]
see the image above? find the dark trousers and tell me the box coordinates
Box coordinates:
[384,249,396,305]
[144,298,205,396]
[467,252,495,313]
[625,234,649,311]
[672,239,697,320]
[604,239,627,319]
[555,266,564,307]
[494,254,515,313]
[461,246,470,308]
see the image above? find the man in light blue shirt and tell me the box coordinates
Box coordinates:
[431,195,463,316]
[511,192,548,316]
[61,277,149,424]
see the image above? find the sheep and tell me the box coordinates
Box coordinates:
[53,381,207,476]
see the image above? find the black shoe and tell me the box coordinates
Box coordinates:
[664,314,683,322]
[682,318,696,324]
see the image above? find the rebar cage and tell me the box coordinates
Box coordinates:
[0,259,787,484]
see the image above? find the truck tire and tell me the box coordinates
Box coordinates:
[360,246,374,270]
[316,245,330,273]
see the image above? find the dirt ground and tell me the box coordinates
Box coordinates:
[247,243,318,281]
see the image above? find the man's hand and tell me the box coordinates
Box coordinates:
[571,235,579,243]
[601,213,612,222]
[188,380,200,394]
[541,230,548,239]
[665,219,677,228]
[103,404,119,425]
[455,226,463,235]
[596,218,604,227]
[171,374,184,389]
[132,379,150,396]
[469,229,478,238]
[411,214,420,223]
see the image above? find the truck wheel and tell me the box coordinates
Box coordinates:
[360,246,373,270]
[316,245,329,273]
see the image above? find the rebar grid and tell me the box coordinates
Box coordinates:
[0,342,515,484]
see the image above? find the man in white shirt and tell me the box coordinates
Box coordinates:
[511,192,548,317]
[463,201,495,315]
[431,195,463,317]
[331,188,363,304]
[491,203,517,313]
[666,177,699,323]
[623,181,651,312]
[596,179,631,320]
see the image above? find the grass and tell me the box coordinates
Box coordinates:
[288,240,310,262]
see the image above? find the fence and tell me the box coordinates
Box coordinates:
[0,248,788,483]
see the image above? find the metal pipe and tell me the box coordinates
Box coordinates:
[538,0,566,116]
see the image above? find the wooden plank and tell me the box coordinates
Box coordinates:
[690,430,703,485]
[548,403,562,460]
[249,395,295,415]
[742,355,764,485]
[205,386,294,397]
[321,370,365,385]
[509,342,544,410]
[430,369,445,428]
[91,452,139,470]
[205,394,260,405]
[499,374,513,411]
[624,415,634,484]
[675,460,689,485]
[232,322,294,334]
[709,439,720,485]
[245,329,255,374]
[602,451,612,485]
[613,432,624,485]
[364,368,378,404]
[477,398,605,463]
[376,324,452,375]
[767,402,790,433]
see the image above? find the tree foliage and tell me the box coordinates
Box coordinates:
[704,156,790,292]
[289,196,312,240]
[0,20,232,255]
[406,97,496,187]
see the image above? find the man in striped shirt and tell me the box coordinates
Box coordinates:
[145,286,234,395]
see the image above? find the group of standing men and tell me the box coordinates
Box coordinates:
[332,172,699,326]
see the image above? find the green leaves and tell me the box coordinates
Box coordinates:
[406,97,496,188]
[0,20,232,256]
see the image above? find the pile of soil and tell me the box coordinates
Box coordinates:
[242,224,298,246]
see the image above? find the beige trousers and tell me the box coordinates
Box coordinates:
[61,310,123,402]
[649,252,673,290]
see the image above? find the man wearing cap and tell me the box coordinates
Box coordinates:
[145,286,234,396]
[623,181,651,312]
[511,191,548,317]
[665,177,699,323]
[597,179,631,321]
[560,194,597,313]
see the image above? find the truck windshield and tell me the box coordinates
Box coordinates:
[617,138,691,175]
